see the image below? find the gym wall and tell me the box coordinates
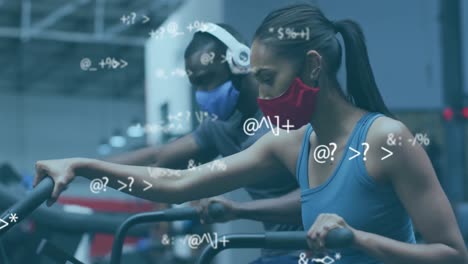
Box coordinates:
[225,0,443,110]
[0,94,144,175]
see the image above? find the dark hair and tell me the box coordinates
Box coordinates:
[254,4,393,117]
[184,23,247,60]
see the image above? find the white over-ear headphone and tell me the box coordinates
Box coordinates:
[196,23,251,75]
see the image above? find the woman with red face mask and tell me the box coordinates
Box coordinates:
[33,4,468,263]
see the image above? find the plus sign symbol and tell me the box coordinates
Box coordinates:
[280,119,295,132]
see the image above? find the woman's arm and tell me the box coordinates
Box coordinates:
[353,121,468,263]
[105,134,213,168]
[199,188,302,225]
[307,120,468,263]
[34,132,284,206]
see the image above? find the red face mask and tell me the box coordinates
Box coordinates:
[257,77,320,129]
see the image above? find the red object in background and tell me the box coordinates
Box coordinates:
[58,197,162,257]
[462,107,468,119]
[443,107,454,121]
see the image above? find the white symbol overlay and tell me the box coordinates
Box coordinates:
[0,219,8,230]
[381,147,393,160]
[119,59,128,68]
[348,147,361,160]
[96,58,127,69]
[147,167,182,179]
[313,143,337,163]
[299,252,340,264]
[409,133,430,146]
[200,52,215,65]
[207,160,227,171]
[142,15,150,24]
[184,233,229,249]
[120,15,130,25]
[117,180,127,191]
[143,180,152,191]
[348,143,370,161]
[8,213,18,223]
[80,58,92,71]
[120,13,137,25]
[311,255,335,264]
[161,234,171,245]
[166,22,183,37]
[242,116,295,136]
[127,177,134,192]
[362,142,370,161]
[149,28,165,39]
[89,178,108,194]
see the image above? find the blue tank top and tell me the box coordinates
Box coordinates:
[296,112,415,264]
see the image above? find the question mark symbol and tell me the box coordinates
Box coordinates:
[102,177,109,192]
[362,143,370,161]
[131,12,136,24]
[329,142,337,161]
[128,177,135,192]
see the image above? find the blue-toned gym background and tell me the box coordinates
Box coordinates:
[0,0,466,263]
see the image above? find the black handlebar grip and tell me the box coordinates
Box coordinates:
[207,202,226,220]
[162,207,200,221]
[0,176,54,235]
[324,228,354,249]
[7,176,54,217]
[265,232,309,249]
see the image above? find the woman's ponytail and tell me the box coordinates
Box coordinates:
[334,20,394,118]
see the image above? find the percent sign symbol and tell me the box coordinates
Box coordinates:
[416,133,430,146]
[285,28,297,39]
[411,133,430,146]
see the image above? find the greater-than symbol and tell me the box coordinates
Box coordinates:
[142,15,150,24]
[120,59,128,68]
[143,180,152,191]
[0,219,9,230]
[348,147,361,160]
[117,180,128,191]
[381,147,393,160]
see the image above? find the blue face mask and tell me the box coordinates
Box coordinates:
[195,80,240,121]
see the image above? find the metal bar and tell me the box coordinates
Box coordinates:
[20,0,31,41]
[94,0,105,37]
[110,208,200,264]
[36,239,84,264]
[29,0,92,36]
[197,235,266,264]
[0,27,145,47]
